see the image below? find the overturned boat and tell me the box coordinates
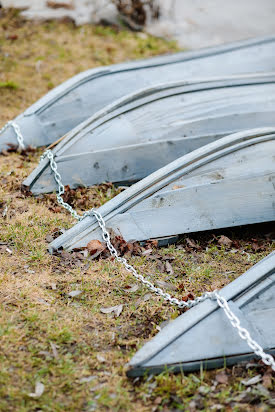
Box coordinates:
[127,252,275,375]
[23,73,275,194]
[1,36,275,152]
[49,127,275,252]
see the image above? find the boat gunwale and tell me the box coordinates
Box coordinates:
[22,36,275,117]
[48,128,275,251]
[22,73,275,193]
[127,253,275,371]
[53,72,275,157]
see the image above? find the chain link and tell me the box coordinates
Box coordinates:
[37,148,275,372]
[0,121,25,150]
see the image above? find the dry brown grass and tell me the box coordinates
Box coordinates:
[0,8,274,412]
[0,8,177,125]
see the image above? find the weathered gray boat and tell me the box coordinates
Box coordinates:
[127,252,275,376]
[1,36,275,152]
[49,127,275,252]
[23,73,275,194]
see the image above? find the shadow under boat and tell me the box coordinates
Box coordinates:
[1,36,275,152]
[23,73,275,194]
[49,127,275,252]
[127,252,275,375]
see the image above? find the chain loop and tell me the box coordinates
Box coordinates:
[39,147,275,372]
[0,121,25,150]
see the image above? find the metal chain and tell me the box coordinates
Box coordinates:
[0,121,25,150]
[41,150,91,221]
[88,207,215,309]
[214,292,275,371]
[39,148,274,372]
[41,151,213,310]
[1,107,273,372]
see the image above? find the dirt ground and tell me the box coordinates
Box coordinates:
[0,9,274,412]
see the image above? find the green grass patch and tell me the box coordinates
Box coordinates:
[0,80,19,89]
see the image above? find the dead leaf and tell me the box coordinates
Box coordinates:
[46,1,74,9]
[39,351,52,358]
[143,293,152,301]
[253,383,270,398]
[96,354,106,363]
[185,238,200,250]
[6,33,18,41]
[50,341,59,360]
[154,396,163,405]
[45,234,54,243]
[215,371,228,384]
[82,249,89,258]
[250,238,264,252]
[50,206,62,214]
[262,371,272,388]
[241,374,262,386]
[60,250,71,260]
[79,376,97,384]
[182,292,195,302]
[146,239,158,248]
[178,283,185,291]
[2,204,8,218]
[112,235,142,257]
[198,385,211,395]
[25,267,35,274]
[155,280,177,291]
[162,255,175,261]
[165,261,174,275]
[124,284,139,293]
[90,383,105,392]
[156,260,165,272]
[28,381,45,398]
[218,235,233,248]
[142,248,153,256]
[100,304,123,317]
[86,239,106,258]
[172,184,185,190]
[36,298,50,306]
[113,304,123,317]
[85,234,143,259]
[68,290,82,297]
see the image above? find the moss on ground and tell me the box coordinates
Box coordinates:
[0,8,274,412]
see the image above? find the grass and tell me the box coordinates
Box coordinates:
[0,8,274,412]
[0,81,19,89]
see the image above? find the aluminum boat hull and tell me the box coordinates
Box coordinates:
[49,128,275,252]
[1,36,275,151]
[23,74,275,194]
[127,252,275,375]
